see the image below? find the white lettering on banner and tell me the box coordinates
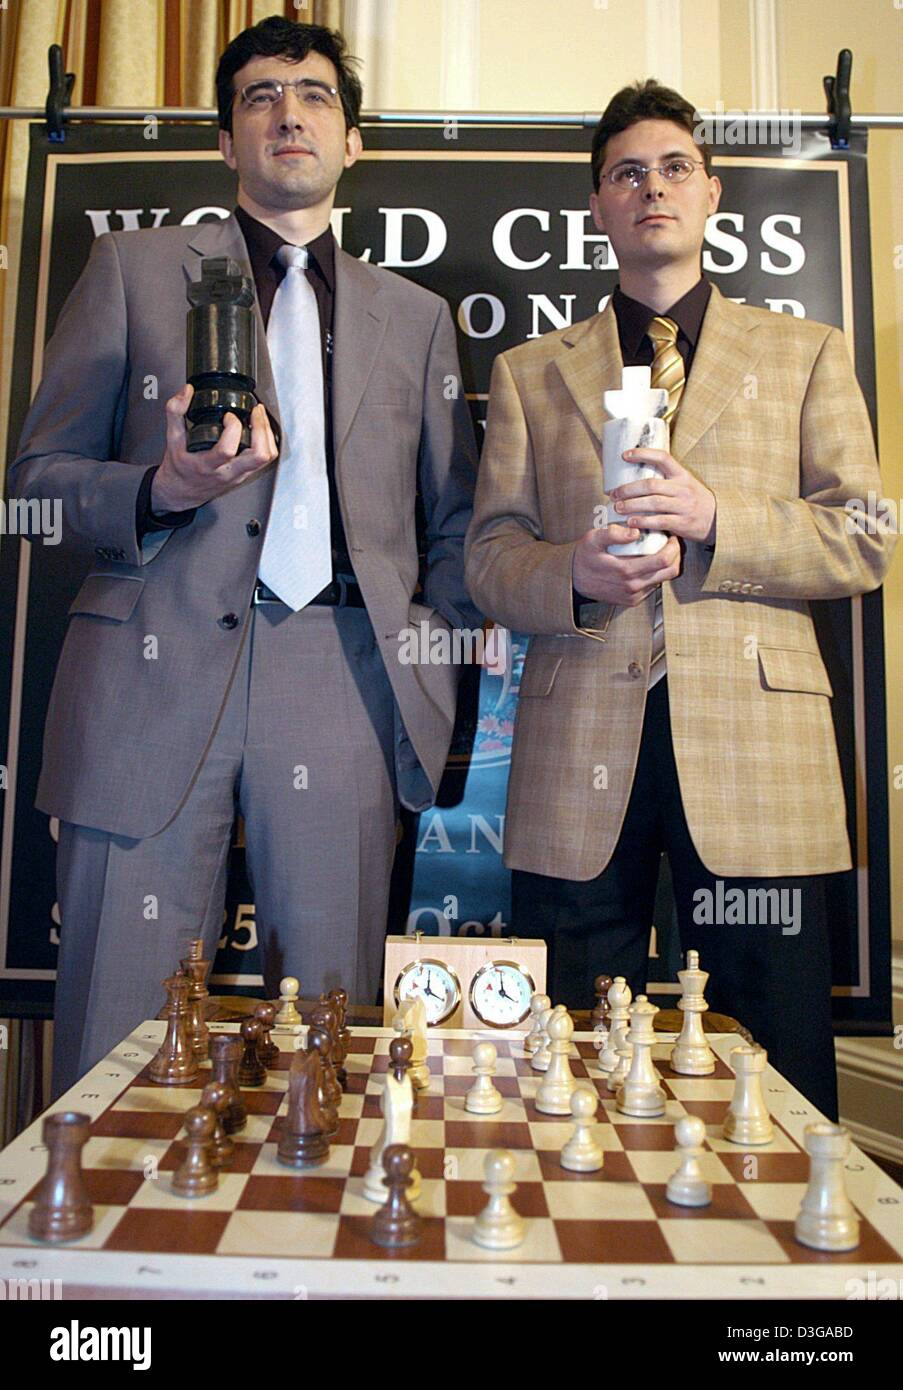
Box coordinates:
[703,213,748,273]
[492,209,551,270]
[379,207,447,268]
[458,294,506,339]
[83,208,171,235]
[528,294,576,338]
[559,210,614,270]
[760,215,806,274]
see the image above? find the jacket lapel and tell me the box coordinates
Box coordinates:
[181,213,280,433]
[669,284,763,460]
[332,247,388,459]
[553,300,623,446]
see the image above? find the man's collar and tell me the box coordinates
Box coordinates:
[612,275,711,357]
[233,204,336,290]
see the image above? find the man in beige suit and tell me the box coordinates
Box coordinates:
[466,81,894,1119]
[11,18,478,1097]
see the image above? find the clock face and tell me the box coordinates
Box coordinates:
[394,959,461,1026]
[469,961,535,1028]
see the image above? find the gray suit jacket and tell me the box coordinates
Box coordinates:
[10,213,480,837]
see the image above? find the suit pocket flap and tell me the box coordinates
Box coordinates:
[518,654,562,698]
[68,573,143,622]
[758,645,833,696]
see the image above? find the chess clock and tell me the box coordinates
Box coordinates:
[383,933,546,1030]
[469,961,535,1028]
[394,958,461,1026]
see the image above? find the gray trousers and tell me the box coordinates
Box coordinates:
[51,600,399,1099]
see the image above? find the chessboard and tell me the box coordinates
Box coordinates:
[1,1020,901,1301]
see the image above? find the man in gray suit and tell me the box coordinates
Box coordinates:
[10,17,479,1097]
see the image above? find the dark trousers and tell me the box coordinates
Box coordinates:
[511,677,839,1121]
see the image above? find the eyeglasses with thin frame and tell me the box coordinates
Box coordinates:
[604,158,705,190]
[237,78,342,113]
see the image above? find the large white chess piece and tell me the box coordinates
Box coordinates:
[616,995,665,1117]
[795,1123,860,1252]
[535,1009,578,1115]
[723,1045,773,1146]
[597,977,631,1074]
[670,950,716,1076]
[363,1069,421,1202]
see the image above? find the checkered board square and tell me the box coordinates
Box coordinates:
[1,1023,901,1301]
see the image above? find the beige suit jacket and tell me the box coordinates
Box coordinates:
[465,285,895,879]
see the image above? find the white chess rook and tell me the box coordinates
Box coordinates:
[795,1123,860,1252]
[670,949,716,1076]
[723,1045,774,1146]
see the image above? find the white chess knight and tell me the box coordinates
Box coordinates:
[535,1008,578,1115]
[274,976,303,1028]
[561,1086,604,1173]
[794,1123,860,1252]
[393,997,430,1091]
[466,1042,503,1114]
[666,1114,712,1207]
[616,995,666,1117]
[363,1068,422,1203]
[524,994,551,1056]
[723,1045,774,1146]
[472,1149,525,1250]
[670,950,716,1076]
[597,977,631,1074]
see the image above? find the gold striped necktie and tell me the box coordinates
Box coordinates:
[646,316,684,690]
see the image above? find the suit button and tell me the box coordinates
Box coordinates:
[220,612,239,630]
[246,519,261,537]
[751,584,764,594]
[627,660,644,680]
[740,582,752,594]
[718,580,733,592]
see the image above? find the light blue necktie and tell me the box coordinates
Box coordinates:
[258,244,332,609]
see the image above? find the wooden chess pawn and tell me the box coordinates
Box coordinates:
[149,974,200,1086]
[465,1042,503,1114]
[326,987,350,1087]
[524,993,551,1056]
[535,1008,578,1115]
[200,1081,234,1168]
[591,974,613,1047]
[275,976,303,1028]
[670,950,716,1076]
[28,1112,94,1243]
[208,1034,247,1134]
[370,1144,422,1249]
[172,1106,219,1197]
[597,977,631,1074]
[723,1045,774,1146]
[237,1017,266,1087]
[473,1149,525,1251]
[530,1005,556,1072]
[666,1115,712,1207]
[795,1123,860,1252]
[254,1002,279,1068]
[561,1086,604,1173]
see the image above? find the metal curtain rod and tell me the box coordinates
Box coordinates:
[0,106,902,127]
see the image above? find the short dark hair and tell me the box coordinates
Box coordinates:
[590,79,711,192]
[216,15,363,135]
